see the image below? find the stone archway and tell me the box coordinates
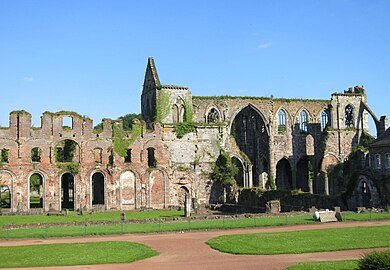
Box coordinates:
[120,171,136,209]
[149,170,165,208]
[29,173,44,209]
[232,156,245,187]
[230,105,269,186]
[276,158,292,190]
[0,171,13,210]
[61,172,75,210]
[296,157,313,193]
[91,172,105,205]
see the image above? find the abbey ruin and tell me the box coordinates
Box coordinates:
[1,57,389,213]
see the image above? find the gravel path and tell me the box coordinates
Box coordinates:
[1,220,389,270]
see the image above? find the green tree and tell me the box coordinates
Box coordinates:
[211,151,238,202]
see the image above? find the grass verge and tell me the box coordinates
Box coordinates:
[1,212,389,239]
[0,241,157,268]
[0,209,184,227]
[286,260,358,270]
[207,225,390,255]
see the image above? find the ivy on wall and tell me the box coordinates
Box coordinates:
[112,121,142,157]
[211,150,238,186]
[173,96,196,138]
[156,90,171,123]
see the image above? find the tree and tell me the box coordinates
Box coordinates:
[211,150,238,202]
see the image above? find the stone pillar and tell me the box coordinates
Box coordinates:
[184,194,191,217]
[324,173,329,195]
[247,165,253,187]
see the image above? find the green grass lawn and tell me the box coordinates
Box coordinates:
[1,211,389,239]
[207,225,390,255]
[0,241,157,268]
[286,260,358,270]
[0,209,184,227]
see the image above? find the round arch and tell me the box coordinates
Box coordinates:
[59,172,76,211]
[28,171,45,209]
[120,170,137,210]
[90,170,106,207]
[0,170,15,211]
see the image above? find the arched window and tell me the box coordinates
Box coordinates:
[375,154,381,169]
[299,110,308,132]
[277,109,287,133]
[172,104,179,123]
[345,104,354,127]
[385,153,390,169]
[320,110,329,130]
[207,108,220,123]
[124,148,132,163]
[147,147,156,168]
[31,147,41,162]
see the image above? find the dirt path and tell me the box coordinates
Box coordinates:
[1,220,389,270]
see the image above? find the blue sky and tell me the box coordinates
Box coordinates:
[1,1,389,132]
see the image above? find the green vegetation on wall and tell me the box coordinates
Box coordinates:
[0,149,9,163]
[211,150,238,186]
[112,121,142,157]
[193,95,329,103]
[174,122,195,138]
[156,90,171,123]
[173,97,195,138]
[183,98,193,122]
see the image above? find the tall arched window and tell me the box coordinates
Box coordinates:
[345,104,354,127]
[207,108,220,123]
[375,154,381,169]
[172,104,179,123]
[277,109,287,133]
[386,153,390,169]
[299,110,308,132]
[147,147,156,168]
[320,110,329,130]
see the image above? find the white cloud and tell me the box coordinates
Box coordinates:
[23,76,34,81]
[258,42,272,49]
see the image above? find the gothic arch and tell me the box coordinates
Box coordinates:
[229,104,270,187]
[228,104,270,136]
[205,106,221,123]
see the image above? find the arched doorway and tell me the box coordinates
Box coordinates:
[178,186,189,207]
[0,171,12,210]
[232,156,245,187]
[29,173,44,208]
[296,157,313,192]
[231,105,269,186]
[92,172,105,205]
[120,171,136,209]
[61,173,75,210]
[276,158,292,190]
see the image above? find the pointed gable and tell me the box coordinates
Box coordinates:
[142,57,161,95]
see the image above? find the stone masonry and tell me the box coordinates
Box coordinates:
[0,57,387,213]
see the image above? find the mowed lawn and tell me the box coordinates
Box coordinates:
[207,225,390,255]
[0,241,157,268]
[0,209,184,227]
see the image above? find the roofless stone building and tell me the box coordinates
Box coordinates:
[0,57,388,213]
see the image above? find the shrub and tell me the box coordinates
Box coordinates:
[358,250,390,270]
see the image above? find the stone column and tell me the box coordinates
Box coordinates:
[324,173,329,195]
[247,165,253,187]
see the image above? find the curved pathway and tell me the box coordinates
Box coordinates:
[1,220,389,270]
